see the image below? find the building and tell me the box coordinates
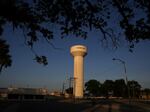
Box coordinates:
[0,87,48,101]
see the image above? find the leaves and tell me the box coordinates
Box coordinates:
[34,55,48,66]
[0,0,150,71]
[128,80,141,98]
[0,0,149,45]
[0,39,12,72]
[85,79,142,98]
[85,79,101,96]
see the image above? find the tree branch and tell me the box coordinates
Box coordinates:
[113,0,130,26]
[44,38,64,51]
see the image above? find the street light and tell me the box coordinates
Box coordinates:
[112,58,130,100]
[112,58,127,81]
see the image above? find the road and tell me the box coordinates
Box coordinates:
[0,99,150,112]
[82,99,150,112]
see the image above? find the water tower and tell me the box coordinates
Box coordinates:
[70,45,87,98]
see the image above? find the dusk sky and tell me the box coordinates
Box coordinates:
[0,22,150,92]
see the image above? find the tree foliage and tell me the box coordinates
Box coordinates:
[85,79,142,98]
[85,79,101,96]
[0,39,11,73]
[65,87,73,94]
[128,80,141,98]
[0,0,150,70]
[102,80,114,97]
[114,79,127,97]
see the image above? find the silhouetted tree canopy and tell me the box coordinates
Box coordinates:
[85,79,142,98]
[113,79,127,97]
[65,87,73,94]
[85,79,101,96]
[128,80,141,98]
[0,39,11,73]
[0,0,150,70]
[102,80,114,97]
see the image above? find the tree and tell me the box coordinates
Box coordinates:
[0,0,150,71]
[65,87,73,94]
[102,80,114,97]
[113,79,127,97]
[128,80,141,98]
[85,79,101,96]
[0,39,11,73]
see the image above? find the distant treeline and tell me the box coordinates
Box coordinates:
[65,79,150,99]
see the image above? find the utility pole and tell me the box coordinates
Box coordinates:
[69,77,73,89]
[68,77,76,96]
[62,82,65,94]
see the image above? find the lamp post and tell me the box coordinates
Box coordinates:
[112,58,130,101]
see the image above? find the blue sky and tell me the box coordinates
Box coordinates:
[0,23,150,92]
